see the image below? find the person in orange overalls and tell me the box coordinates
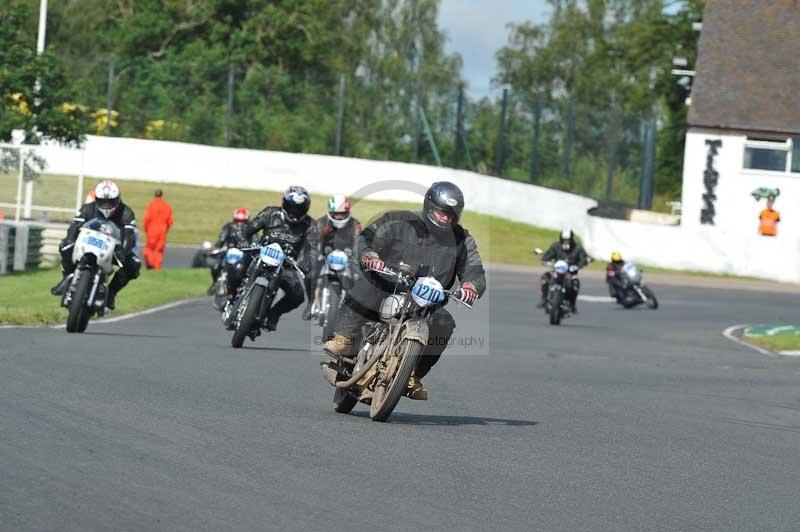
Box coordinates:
[758,198,780,237]
[142,189,174,269]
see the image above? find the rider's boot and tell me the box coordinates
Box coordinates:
[406,373,428,400]
[106,287,118,310]
[50,272,69,296]
[264,309,280,331]
[323,334,355,358]
[302,302,313,321]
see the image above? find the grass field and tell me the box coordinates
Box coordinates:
[743,326,800,352]
[0,173,765,277]
[0,173,562,265]
[0,268,210,325]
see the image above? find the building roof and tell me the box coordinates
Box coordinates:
[688,0,800,136]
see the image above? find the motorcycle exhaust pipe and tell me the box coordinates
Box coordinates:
[320,363,339,386]
[334,343,388,389]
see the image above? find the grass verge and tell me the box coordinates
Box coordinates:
[0,174,772,280]
[743,326,800,352]
[0,268,209,325]
[1,173,562,265]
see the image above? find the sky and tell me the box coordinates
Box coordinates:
[438,0,551,99]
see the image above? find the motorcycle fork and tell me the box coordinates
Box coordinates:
[87,271,102,314]
[257,273,281,321]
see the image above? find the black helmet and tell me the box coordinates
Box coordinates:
[560,228,575,251]
[423,181,464,231]
[282,186,310,223]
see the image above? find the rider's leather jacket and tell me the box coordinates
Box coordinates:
[66,202,137,255]
[542,242,589,269]
[316,216,361,255]
[349,210,486,311]
[215,221,255,249]
[243,206,319,273]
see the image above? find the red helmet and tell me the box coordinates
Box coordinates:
[233,208,249,223]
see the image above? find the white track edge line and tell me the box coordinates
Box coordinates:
[51,297,205,329]
[721,324,777,357]
[1,298,204,330]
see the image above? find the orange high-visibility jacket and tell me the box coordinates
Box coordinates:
[759,208,780,236]
[143,197,174,235]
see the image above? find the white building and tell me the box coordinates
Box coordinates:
[676,0,800,281]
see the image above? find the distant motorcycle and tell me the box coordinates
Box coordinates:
[224,239,305,348]
[60,218,122,333]
[310,248,354,342]
[207,247,245,311]
[609,262,658,310]
[320,263,472,422]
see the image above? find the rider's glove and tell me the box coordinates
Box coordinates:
[568,265,579,273]
[457,282,478,305]
[360,251,384,272]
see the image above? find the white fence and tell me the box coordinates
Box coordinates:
[10,134,800,283]
[0,143,85,222]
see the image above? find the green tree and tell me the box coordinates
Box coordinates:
[0,1,86,144]
[494,0,703,201]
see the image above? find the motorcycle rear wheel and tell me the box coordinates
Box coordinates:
[231,284,264,348]
[370,339,423,422]
[66,272,92,333]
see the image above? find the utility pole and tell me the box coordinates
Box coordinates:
[494,88,508,176]
[413,78,423,163]
[335,74,346,156]
[106,55,115,135]
[529,95,541,183]
[453,85,464,168]
[225,64,235,147]
[23,0,48,219]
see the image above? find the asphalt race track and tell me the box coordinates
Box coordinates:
[2,265,800,532]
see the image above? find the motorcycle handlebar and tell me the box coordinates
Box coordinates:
[371,266,473,309]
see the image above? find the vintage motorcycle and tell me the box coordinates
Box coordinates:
[534,248,579,326]
[60,218,122,333]
[611,262,659,309]
[310,248,354,342]
[207,247,245,311]
[320,263,472,422]
[225,240,304,348]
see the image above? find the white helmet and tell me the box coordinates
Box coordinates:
[326,194,351,229]
[560,228,575,251]
[94,180,121,218]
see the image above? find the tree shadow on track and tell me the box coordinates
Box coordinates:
[85,331,176,339]
[351,411,538,427]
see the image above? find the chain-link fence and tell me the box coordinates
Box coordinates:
[61,54,664,210]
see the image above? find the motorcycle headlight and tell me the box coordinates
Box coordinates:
[379,294,406,321]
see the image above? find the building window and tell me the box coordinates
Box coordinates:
[743,137,791,172]
[792,137,800,173]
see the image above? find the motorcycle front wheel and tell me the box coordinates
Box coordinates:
[231,284,264,348]
[642,286,659,309]
[322,287,340,343]
[370,339,423,422]
[66,271,92,333]
[549,290,562,325]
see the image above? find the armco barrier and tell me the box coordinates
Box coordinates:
[31,135,597,233]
